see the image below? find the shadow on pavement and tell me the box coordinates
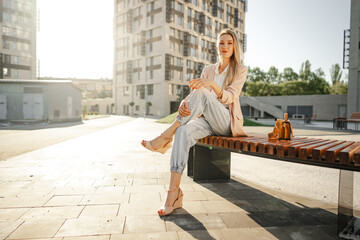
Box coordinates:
[165,178,339,239]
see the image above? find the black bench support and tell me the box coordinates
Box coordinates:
[188,145,230,181]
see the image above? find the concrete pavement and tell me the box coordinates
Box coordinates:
[0,116,358,239]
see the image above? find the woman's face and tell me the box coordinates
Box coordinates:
[217,34,234,60]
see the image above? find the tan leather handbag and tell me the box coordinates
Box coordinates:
[268,113,294,140]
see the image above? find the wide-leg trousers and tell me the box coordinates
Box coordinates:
[170,87,231,174]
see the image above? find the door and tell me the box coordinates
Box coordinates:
[23,93,43,120]
[33,94,43,120]
[0,95,7,119]
[68,96,73,118]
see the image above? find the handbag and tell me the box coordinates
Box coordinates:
[268,113,294,140]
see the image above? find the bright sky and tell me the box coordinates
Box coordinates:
[37,0,351,82]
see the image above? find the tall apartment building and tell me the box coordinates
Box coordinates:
[0,0,37,79]
[347,0,360,118]
[114,0,247,117]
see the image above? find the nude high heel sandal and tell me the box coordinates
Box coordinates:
[141,134,173,154]
[158,188,183,216]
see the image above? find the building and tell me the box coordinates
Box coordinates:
[347,0,360,118]
[40,77,115,115]
[114,0,247,117]
[0,79,82,121]
[0,0,37,79]
[241,94,347,121]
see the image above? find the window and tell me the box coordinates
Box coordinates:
[193,0,197,7]
[177,2,183,12]
[179,71,183,81]
[169,83,174,96]
[177,57,182,67]
[4,55,11,63]
[3,68,10,77]
[147,84,154,95]
[187,21,191,29]
[191,48,197,57]
[13,56,18,64]
[177,15,183,26]
[191,36,196,45]
[187,8,192,18]
[150,70,153,79]
[170,28,175,37]
[201,39,205,48]
[14,69,18,78]
[187,60,191,69]
[148,43,153,52]
[124,86,130,96]
[135,105,140,111]
[170,56,174,65]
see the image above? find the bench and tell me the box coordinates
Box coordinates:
[335,112,360,131]
[187,135,360,238]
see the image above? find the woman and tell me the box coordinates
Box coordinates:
[141,29,248,216]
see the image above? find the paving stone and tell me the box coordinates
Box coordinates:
[132,179,158,185]
[111,232,178,240]
[245,198,292,212]
[176,201,208,215]
[0,208,29,221]
[118,202,162,216]
[129,192,161,203]
[44,195,84,207]
[79,193,130,205]
[219,212,265,228]
[281,225,338,240]
[180,191,207,201]
[7,219,65,239]
[124,185,165,194]
[0,195,52,208]
[79,205,119,218]
[53,187,95,196]
[255,210,321,227]
[220,227,292,240]
[56,217,125,237]
[0,220,24,240]
[20,206,84,220]
[202,200,247,214]
[63,235,110,240]
[177,229,224,240]
[123,216,166,234]
[165,213,226,231]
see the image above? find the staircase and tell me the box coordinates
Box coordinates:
[240,96,284,119]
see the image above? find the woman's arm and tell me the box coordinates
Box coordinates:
[217,65,247,104]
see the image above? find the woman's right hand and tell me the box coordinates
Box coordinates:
[178,100,191,118]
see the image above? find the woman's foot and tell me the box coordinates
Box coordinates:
[158,188,183,216]
[141,134,173,154]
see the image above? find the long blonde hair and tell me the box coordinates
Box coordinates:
[217,29,243,89]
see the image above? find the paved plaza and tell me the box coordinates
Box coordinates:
[0,116,359,239]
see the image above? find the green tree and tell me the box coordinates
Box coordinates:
[280,81,307,95]
[266,66,280,83]
[307,72,330,94]
[330,64,343,85]
[247,67,266,82]
[299,60,312,81]
[245,81,281,96]
[281,67,299,81]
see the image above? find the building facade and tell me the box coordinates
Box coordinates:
[347,0,360,118]
[0,0,37,80]
[114,0,247,117]
[0,79,82,121]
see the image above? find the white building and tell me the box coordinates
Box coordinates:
[114,0,247,117]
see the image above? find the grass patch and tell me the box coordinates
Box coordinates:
[156,112,267,126]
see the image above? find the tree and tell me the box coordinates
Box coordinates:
[247,67,266,82]
[281,67,299,81]
[330,64,343,85]
[266,66,280,83]
[280,81,308,95]
[299,60,312,81]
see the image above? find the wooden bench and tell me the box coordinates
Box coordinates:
[187,135,360,238]
[336,112,360,131]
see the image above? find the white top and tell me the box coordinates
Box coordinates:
[211,62,229,108]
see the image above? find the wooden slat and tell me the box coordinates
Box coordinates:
[339,142,360,165]
[243,138,267,151]
[276,138,319,157]
[288,139,328,158]
[250,139,270,152]
[299,141,337,160]
[354,149,360,166]
[311,141,346,162]
[268,138,311,156]
[234,136,261,151]
[325,142,355,163]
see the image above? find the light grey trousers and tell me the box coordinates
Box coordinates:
[170,87,231,174]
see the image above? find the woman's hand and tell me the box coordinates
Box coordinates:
[189,78,213,90]
[178,100,191,118]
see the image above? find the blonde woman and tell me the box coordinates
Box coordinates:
[141,29,248,216]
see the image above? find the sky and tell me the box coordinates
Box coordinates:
[37,0,351,83]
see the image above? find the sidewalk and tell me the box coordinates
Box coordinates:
[0,117,353,239]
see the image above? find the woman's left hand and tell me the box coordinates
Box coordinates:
[189,78,213,90]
